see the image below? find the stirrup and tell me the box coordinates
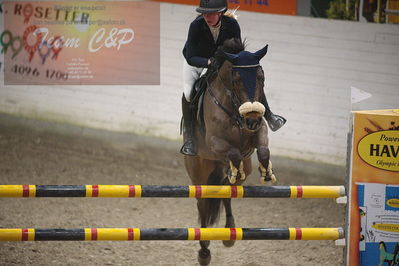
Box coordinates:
[180,139,197,156]
[266,114,286,132]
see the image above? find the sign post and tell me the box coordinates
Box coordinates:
[347,109,399,265]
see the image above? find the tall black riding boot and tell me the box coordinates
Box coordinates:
[260,91,286,132]
[180,95,197,156]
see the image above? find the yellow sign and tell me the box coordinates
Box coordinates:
[371,223,399,233]
[357,130,399,172]
[387,198,399,208]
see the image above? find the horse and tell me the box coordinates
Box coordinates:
[184,38,277,265]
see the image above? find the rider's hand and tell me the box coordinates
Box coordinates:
[208,57,218,70]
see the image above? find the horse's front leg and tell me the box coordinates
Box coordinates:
[257,146,276,184]
[256,126,277,185]
[208,136,245,184]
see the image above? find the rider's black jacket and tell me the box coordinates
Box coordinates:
[183,15,241,68]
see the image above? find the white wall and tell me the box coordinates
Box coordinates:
[1,3,398,166]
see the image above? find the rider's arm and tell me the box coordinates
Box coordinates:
[183,21,210,68]
[187,55,210,68]
[231,18,242,42]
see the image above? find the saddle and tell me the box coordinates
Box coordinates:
[179,68,214,136]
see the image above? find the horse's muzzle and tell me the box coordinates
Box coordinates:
[239,102,265,131]
[245,116,262,131]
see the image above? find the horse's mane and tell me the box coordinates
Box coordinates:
[221,38,245,53]
[214,38,246,66]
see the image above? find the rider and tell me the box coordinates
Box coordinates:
[181,0,286,156]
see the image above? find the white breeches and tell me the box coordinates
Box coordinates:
[183,60,206,102]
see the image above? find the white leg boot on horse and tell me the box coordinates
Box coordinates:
[228,160,245,184]
[259,159,277,185]
[208,136,248,185]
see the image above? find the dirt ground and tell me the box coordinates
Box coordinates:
[0,123,346,266]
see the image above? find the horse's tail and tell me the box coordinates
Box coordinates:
[203,163,224,226]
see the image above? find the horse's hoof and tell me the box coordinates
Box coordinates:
[239,172,246,181]
[228,175,237,184]
[260,175,277,185]
[225,217,235,229]
[223,239,235,247]
[198,249,211,266]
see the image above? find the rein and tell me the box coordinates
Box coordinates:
[206,68,244,129]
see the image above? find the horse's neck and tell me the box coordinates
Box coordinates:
[210,63,232,105]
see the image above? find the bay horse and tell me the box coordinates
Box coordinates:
[184,38,277,265]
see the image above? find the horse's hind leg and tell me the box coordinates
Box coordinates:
[222,174,235,247]
[186,158,215,266]
[222,198,235,247]
[197,198,211,266]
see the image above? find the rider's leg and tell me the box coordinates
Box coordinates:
[183,61,204,102]
[180,95,196,155]
[181,61,203,155]
[260,90,286,132]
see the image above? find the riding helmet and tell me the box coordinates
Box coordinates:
[196,0,227,14]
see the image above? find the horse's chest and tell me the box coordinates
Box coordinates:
[211,120,255,146]
[211,116,231,131]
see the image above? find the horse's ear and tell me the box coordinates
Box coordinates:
[222,51,239,64]
[253,45,268,61]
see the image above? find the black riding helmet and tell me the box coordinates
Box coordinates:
[196,0,227,14]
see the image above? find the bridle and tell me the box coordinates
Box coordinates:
[206,63,261,130]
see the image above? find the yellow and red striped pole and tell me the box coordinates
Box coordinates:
[0,185,345,198]
[0,227,344,241]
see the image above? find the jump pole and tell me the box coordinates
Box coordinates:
[0,227,344,241]
[0,185,345,198]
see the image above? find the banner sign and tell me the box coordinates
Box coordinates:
[3,1,160,85]
[358,183,399,265]
[347,109,399,266]
[155,0,296,15]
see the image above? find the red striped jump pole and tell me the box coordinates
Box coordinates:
[0,227,344,241]
[0,185,346,198]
